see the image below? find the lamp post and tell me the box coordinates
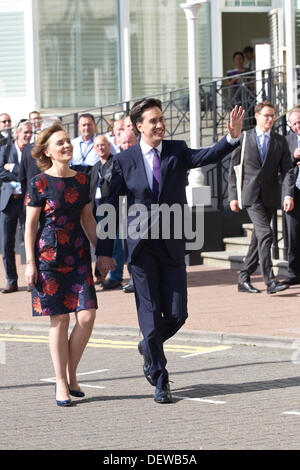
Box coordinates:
[120,0,132,107]
[285,0,297,110]
[181,0,211,206]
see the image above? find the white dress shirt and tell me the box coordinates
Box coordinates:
[139,139,162,191]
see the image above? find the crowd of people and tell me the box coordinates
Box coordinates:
[0,97,299,407]
[0,110,137,295]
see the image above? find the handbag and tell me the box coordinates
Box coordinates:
[233,130,246,209]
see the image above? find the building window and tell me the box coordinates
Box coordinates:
[129,0,211,98]
[0,10,25,97]
[38,0,120,108]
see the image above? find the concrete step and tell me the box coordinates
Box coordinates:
[242,223,284,238]
[223,236,286,257]
[201,251,245,270]
[201,250,288,275]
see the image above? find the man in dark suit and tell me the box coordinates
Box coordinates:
[0,113,13,147]
[90,134,124,289]
[228,101,294,295]
[284,107,300,285]
[0,120,33,293]
[96,98,244,403]
[19,142,40,192]
[118,129,138,294]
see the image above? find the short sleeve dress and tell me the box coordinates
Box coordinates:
[25,172,98,316]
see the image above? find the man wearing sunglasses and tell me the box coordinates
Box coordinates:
[0,114,13,147]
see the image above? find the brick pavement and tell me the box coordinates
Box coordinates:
[0,255,300,345]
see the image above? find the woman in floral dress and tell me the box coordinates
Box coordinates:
[24,123,108,406]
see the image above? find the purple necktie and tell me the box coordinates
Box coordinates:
[152,147,160,200]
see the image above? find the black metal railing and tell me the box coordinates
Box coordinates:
[55,65,293,261]
[2,65,293,262]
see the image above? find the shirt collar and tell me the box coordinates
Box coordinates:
[79,133,96,145]
[140,138,162,156]
[256,126,271,138]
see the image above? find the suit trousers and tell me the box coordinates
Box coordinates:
[0,197,25,284]
[285,187,300,279]
[131,239,188,389]
[94,221,124,282]
[239,201,276,285]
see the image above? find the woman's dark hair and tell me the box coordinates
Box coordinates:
[233,51,244,60]
[130,98,162,132]
[31,123,65,171]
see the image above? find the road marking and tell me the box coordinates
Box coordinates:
[282,411,300,416]
[181,346,231,358]
[40,369,109,389]
[0,333,231,356]
[173,395,226,405]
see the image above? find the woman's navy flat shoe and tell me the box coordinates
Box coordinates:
[69,388,85,398]
[55,385,72,406]
[56,398,72,407]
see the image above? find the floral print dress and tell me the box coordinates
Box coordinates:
[25,172,98,316]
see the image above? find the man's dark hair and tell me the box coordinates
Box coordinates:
[130,98,162,132]
[78,113,96,123]
[243,46,254,54]
[254,101,274,114]
[29,110,40,118]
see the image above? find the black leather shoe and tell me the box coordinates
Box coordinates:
[267,280,289,294]
[102,279,122,290]
[2,283,18,294]
[138,341,154,386]
[154,383,173,404]
[238,281,261,293]
[123,282,134,293]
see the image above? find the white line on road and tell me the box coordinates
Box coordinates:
[282,411,300,416]
[40,369,109,389]
[181,346,231,358]
[173,394,226,404]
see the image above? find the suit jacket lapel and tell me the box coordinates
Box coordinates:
[12,146,19,166]
[248,129,261,164]
[133,144,153,196]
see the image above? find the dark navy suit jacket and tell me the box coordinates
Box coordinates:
[0,143,24,211]
[96,136,239,263]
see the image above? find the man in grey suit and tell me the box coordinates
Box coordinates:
[228,101,294,294]
[285,107,300,285]
[0,120,32,293]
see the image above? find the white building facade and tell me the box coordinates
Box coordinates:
[0,0,298,122]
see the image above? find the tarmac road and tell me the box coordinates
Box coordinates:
[1,328,300,451]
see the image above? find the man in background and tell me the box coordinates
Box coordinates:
[70,113,100,173]
[0,113,13,147]
[228,101,294,294]
[0,120,33,293]
[90,135,124,290]
[29,111,43,143]
[285,107,300,285]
